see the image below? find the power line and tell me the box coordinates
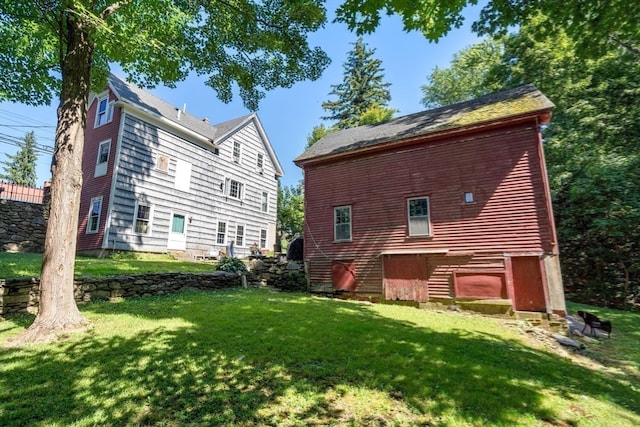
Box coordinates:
[0,132,54,155]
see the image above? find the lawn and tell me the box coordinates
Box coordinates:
[1,289,639,426]
[0,251,215,278]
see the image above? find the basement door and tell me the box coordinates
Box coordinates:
[511,256,546,312]
[382,254,429,302]
[167,213,187,250]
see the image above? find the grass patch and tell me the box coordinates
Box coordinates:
[1,289,639,426]
[0,252,215,279]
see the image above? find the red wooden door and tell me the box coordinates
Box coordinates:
[511,256,546,312]
[382,255,429,302]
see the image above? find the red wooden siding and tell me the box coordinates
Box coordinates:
[453,271,507,299]
[77,91,121,251]
[332,259,356,291]
[382,254,428,302]
[303,122,553,301]
[511,256,546,311]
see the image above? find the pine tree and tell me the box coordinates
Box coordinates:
[322,38,394,129]
[0,131,38,186]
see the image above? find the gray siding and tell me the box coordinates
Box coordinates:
[106,113,278,256]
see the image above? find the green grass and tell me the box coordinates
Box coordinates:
[0,252,215,279]
[1,289,639,426]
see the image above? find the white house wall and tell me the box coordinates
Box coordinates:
[106,113,279,256]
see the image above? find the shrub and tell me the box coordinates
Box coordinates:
[215,257,247,273]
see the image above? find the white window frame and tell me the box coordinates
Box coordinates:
[134,201,153,235]
[235,224,245,247]
[94,140,111,178]
[261,191,269,213]
[407,196,431,237]
[174,159,192,192]
[257,153,264,173]
[226,178,244,200]
[334,205,352,242]
[232,141,241,163]
[94,93,114,128]
[260,229,267,249]
[216,221,227,245]
[86,196,103,234]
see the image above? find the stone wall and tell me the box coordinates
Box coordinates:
[246,257,307,292]
[1,272,240,315]
[0,187,50,252]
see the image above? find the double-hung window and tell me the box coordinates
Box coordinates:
[217,221,227,244]
[260,229,267,249]
[134,202,152,234]
[261,191,269,212]
[227,179,243,200]
[94,140,111,177]
[235,225,245,246]
[407,197,431,236]
[334,205,352,242]
[232,141,241,163]
[94,94,114,127]
[87,196,102,234]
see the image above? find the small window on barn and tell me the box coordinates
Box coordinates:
[334,205,352,242]
[86,196,103,234]
[464,192,474,203]
[407,197,431,237]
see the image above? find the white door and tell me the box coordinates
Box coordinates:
[167,213,187,250]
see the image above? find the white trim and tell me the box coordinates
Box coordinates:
[235,223,246,247]
[334,205,352,242]
[86,196,103,234]
[133,201,153,235]
[407,196,431,237]
[216,220,227,245]
[94,139,111,178]
[101,110,126,249]
[94,91,114,128]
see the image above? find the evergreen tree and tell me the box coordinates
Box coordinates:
[322,38,394,129]
[0,131,38,186]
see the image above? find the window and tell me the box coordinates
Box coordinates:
[171,214,185,233]
[261,191,269,212]
[236,225,245,246]
[217,221,226,244]
[94,93,114,128]
[257,153,264,173]
[155,154,169,172]
[94,140,111,177]
[407,197,431,236]
[232,141,241,163]
[134,202,152,234]
[464,192,474,203]
[334,205,352,241]
[260,229,267,248]
[227,179,243,199]
[86,196,102,234]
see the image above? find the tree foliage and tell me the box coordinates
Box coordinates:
[421,14,640,309]
[322,38,394,129]
[277,182,304,242]
[0,131,37,186]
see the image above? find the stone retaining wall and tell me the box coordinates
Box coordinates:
[245,257,307,291]
[0,199,48,252]
[0,272,241,315]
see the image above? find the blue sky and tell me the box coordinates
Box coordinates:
[0,3,484,188]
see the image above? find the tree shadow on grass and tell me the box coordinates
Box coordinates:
[1,289,639,426]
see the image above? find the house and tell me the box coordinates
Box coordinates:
[76,74,283,258]
[294,85,566,316]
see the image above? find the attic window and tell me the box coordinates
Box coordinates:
[233,141,241,163]
[464,192,474,203]
[94,93,114,128]
[257,153,264,173]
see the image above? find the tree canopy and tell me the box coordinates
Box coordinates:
[0,131,37,186]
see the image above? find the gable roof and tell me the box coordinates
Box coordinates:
[105,74,283,176]
[295,85,554,165]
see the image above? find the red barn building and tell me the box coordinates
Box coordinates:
[294,85,566,317]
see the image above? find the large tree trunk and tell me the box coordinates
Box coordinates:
[7,11,93,347]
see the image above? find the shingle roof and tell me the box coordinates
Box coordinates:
[108,74,220,141]
[295,84,553,164]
